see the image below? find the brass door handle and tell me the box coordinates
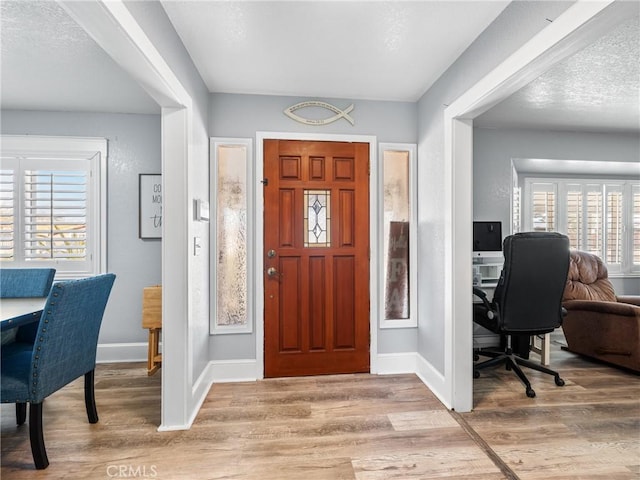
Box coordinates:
[267,267,279,277]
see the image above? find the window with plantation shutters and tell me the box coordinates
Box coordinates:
[23,161,89,264]
[0,136,106,278]
[524,178,639,276]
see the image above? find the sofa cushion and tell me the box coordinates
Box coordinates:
[564,299,640,317]
[563,250,616,302]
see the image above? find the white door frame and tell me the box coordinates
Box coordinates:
[59,0,196,429]
[445,0,634,411]
[255,132,378,379]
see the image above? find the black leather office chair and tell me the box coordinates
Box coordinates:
[473,232,570,398]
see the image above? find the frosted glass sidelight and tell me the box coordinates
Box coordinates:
[216,145,247,326]
[304,189,331,247]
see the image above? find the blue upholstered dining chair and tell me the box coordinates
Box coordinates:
[1,273,116,469]
[0,268,56,298]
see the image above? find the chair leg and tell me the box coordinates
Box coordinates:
[474,352,537,397]
[514,356,565,386]
[16,402,26,425]
[84,370,99,424]
[29,402,49,469]
[475,353,509,371]
[505,356,536,398]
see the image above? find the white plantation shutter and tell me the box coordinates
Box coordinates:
[0,160,17,260]
[23,159,90,265]
[0,135,106,278]
[512,186,521,234]
[585,187,603,257]
[524,177,638,276]
[530,183,556,232]
[565,185,582,249]
[605,185,624,271]
[633,185,640,270]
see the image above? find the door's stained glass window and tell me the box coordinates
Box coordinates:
[304,190,331,247]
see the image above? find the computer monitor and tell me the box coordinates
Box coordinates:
[473,221,502,257]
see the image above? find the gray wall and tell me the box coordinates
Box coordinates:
[416,1,574,373]
[474,126,640,294]
[209,92,418,360]
[1,110,162,346]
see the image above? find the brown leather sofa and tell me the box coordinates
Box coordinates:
[562,250,640,373]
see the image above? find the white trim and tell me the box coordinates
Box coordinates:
[161,106,191,430]
[207,359,259,383]
[158,363,211,432]
[444,0,632,412]
[95,342,147,363]
[379,143,418,329]
[376,353,416,375]
[255,131,379,378]
[209,138,254,335]
[59,1,189,109]
[415,353,449,410]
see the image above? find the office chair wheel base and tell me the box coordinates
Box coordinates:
[526,388,536,398]
[554,376,565,387]
[473,370,480,379]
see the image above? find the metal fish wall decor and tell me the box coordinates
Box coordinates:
[283,101,355,126]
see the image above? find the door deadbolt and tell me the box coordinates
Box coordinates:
[267,249,277,258]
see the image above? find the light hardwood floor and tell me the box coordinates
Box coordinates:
[2,339,638,479]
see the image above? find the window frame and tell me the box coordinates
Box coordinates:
[0,135,107,278]
[523,176,639,276]
[379,143,418,329]
[209,137,253,335]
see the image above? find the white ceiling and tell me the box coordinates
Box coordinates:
[0,1,638,134]
[160,1,509,102]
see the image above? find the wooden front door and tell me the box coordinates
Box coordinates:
[263,140,370,377]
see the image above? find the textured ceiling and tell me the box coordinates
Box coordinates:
[0,1,638,134]
[475,12,640,133]
[0,0,159,114]
[160,1,509,102]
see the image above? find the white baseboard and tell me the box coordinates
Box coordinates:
[376,352,417,375]
[96,342,147,363]
[206,359,258,383]
[158,363,216,432]
[415,352,450,409]
[95,347,452,411]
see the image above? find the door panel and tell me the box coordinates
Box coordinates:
[264,139,370,377]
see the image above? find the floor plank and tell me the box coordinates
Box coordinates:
[1,336,638,479]
[465,332,640,480]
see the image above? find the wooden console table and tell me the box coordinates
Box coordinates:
[142,285,162,375]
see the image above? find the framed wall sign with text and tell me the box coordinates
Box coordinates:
[139,174,162,239]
